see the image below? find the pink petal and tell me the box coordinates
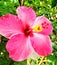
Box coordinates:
[0,14,24,38]
[17,6,36,26]
[6,34,33,61]
[30,33,52,56]
[33,16,53,35]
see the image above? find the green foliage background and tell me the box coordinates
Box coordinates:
[0,0,57,65]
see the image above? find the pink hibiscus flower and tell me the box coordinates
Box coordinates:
[0,6,53,61]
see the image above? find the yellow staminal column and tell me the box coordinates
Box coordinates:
[33,25,43,32]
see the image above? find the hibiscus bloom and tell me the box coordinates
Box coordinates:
[0,6,53,61]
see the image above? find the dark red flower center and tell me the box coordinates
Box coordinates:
[23,24,33,37]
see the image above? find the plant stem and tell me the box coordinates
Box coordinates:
[27,58,31,65]
[0,35,1,42]
[38,56,45,65]
[18,0,24,6]
[18,0,21,6]
[21,0,24,6]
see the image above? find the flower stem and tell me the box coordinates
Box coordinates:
[0,35,1,42]
[27,58,31,65]
[38,56,45,65]
[21,0,24,6]
[18,0,21,6]
[18,0,24,6]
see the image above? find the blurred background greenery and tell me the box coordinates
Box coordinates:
[0,0,57,65]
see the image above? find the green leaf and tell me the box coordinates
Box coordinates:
[52,0,57,7]
[14,60,27,65]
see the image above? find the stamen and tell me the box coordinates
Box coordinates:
[33,25,42,32]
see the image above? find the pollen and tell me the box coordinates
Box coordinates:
[33,25,42,32]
